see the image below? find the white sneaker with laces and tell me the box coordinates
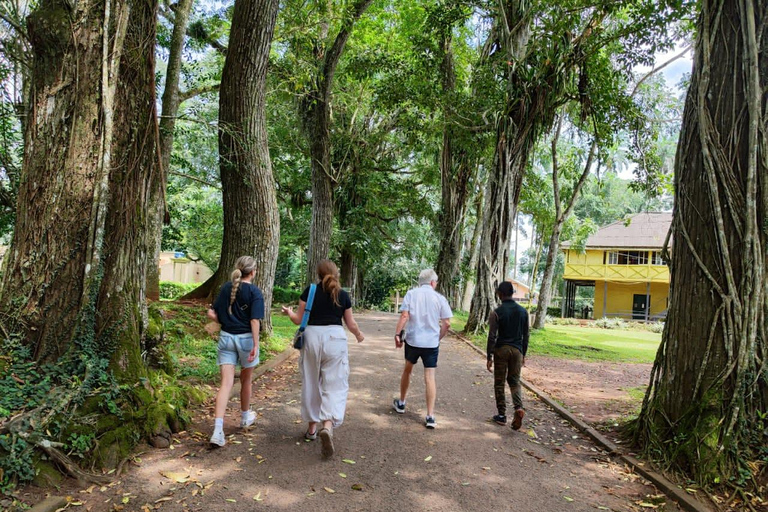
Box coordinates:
[240,410,256,428]
[210,430,226,447]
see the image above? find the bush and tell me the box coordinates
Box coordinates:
[159,281,198,300]
[647,321,665,333]
[548,317,579,326]
[546,307,561,317]
[595,317,627,329]
[273,286,301,304]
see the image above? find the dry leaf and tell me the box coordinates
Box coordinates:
[339,473,347,478]
[160,471,190,483]
[154,497,173,503]
[351,484,363,491]
[253,492,263,501]
[225,498,237,503]
[324,487,335,494]
[424,455,432,462]
[342,459,356,464]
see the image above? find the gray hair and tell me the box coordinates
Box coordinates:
[418,269,438,286]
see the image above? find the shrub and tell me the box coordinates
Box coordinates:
[548,317,579,326]
[595,317,627,329]
[647,321,665,333]
[273,286,301,304]
[546,307,561,317]
[159,281,198,300]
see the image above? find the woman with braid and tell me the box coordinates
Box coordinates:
[282,259,364,458]
[206,256,264,447]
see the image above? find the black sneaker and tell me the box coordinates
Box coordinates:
[392,399,405,414]
[425,416,436,429]
[493,414,507,425]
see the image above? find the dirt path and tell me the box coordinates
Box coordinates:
[24,312,680,511]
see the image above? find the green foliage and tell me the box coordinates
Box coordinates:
[159,281,198,300]
[594,317,628,329]
[273,286,301,304]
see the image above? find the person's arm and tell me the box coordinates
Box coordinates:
[486,311,499,372]
[207,307,219,323]
[281,300,306,326]
[394,310,409,348]
[439,318,450,340]
[248,319,260,362]
[343,308,365,342]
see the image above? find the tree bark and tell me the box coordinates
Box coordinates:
[635,0,767,484]
[183,0,280,332]
[146,0,195,301]
[460,190,484,311]
[533,131,595,329]
[464,116,531,333]
[435,34,473,309]
[0,0,145,365]
[300,0,374,284]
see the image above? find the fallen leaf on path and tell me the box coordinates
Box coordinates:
[253,492,263,501]
[635,503,659,508]
[424,455,432,462]
[324,487,335,494]
[461,482,470,486]
[338,473,347,478]
[154,497,173,503]
[342,459,356,464]
[160,471,190,483]
[225,498,237,502]
[235,456,242,462]
[481,467,490,470]
[527,429,538,438]
[351,484,363,491]
[563,496,574,502]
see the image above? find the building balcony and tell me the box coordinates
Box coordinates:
[563,263,669,283]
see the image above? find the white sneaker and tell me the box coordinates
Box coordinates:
[240,410,256,428]
[209,430,226,447]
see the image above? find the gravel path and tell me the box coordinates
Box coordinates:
[24,312,680,511]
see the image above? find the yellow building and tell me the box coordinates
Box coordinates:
[561,212,672,321]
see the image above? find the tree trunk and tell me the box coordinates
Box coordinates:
[461,190,484,311]
[183,0,280,332]
[435,34,473,308]
[146,0,195,301]
[635,0,767,484]
[465,117,532,333]
[340,247,358,304]
[0,0,137,363]
[532,225,561,329]
[528,231,542,291]
[300,0,374,284]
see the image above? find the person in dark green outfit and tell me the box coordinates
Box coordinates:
[486,281,529,430]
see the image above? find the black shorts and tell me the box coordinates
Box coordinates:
[404,342,439,368]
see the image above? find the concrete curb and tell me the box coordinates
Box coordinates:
[450,330,710,512]
[28,496,67,512]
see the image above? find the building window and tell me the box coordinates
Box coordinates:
[651,251,665,265]
[607,250,649,265]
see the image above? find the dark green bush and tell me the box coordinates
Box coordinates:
[273,286,301,304]
[159,281,198,300]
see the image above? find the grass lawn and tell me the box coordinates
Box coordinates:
[157,301,295,382]
[451,311,661,364]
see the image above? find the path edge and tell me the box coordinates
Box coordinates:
[450,330,710,512]
[229,345,298,399]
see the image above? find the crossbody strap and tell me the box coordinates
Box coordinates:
[298,284,317,332]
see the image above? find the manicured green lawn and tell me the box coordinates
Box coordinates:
[451,311,661,363]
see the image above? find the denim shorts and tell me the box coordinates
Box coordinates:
[217,331,259,368]
[404,342,439,368]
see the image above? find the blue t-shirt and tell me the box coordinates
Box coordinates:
[213,281,265,335]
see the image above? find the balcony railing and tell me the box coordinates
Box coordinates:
[563,263,669,282]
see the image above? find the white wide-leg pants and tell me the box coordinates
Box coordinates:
[299,325,349,427]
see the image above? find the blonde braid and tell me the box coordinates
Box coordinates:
[229,269,242,315]
[228,256,257,315]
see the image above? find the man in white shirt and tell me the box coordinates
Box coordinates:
[392,269,453,428]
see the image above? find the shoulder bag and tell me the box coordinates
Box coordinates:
[292,284,317,350]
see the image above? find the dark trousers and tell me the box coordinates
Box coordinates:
[494,345,523,416]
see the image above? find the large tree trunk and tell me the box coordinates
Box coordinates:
[300,0,374,284]
[461,190,484,311]
[184,0,280,332]
[532,227,561,329]
[435,34,473,309]
[635,0,767,484]
[0,0,139,363]
[464,117,532,333]
[146,0,195,301]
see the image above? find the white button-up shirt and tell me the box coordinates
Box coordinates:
[400,285,453,348]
